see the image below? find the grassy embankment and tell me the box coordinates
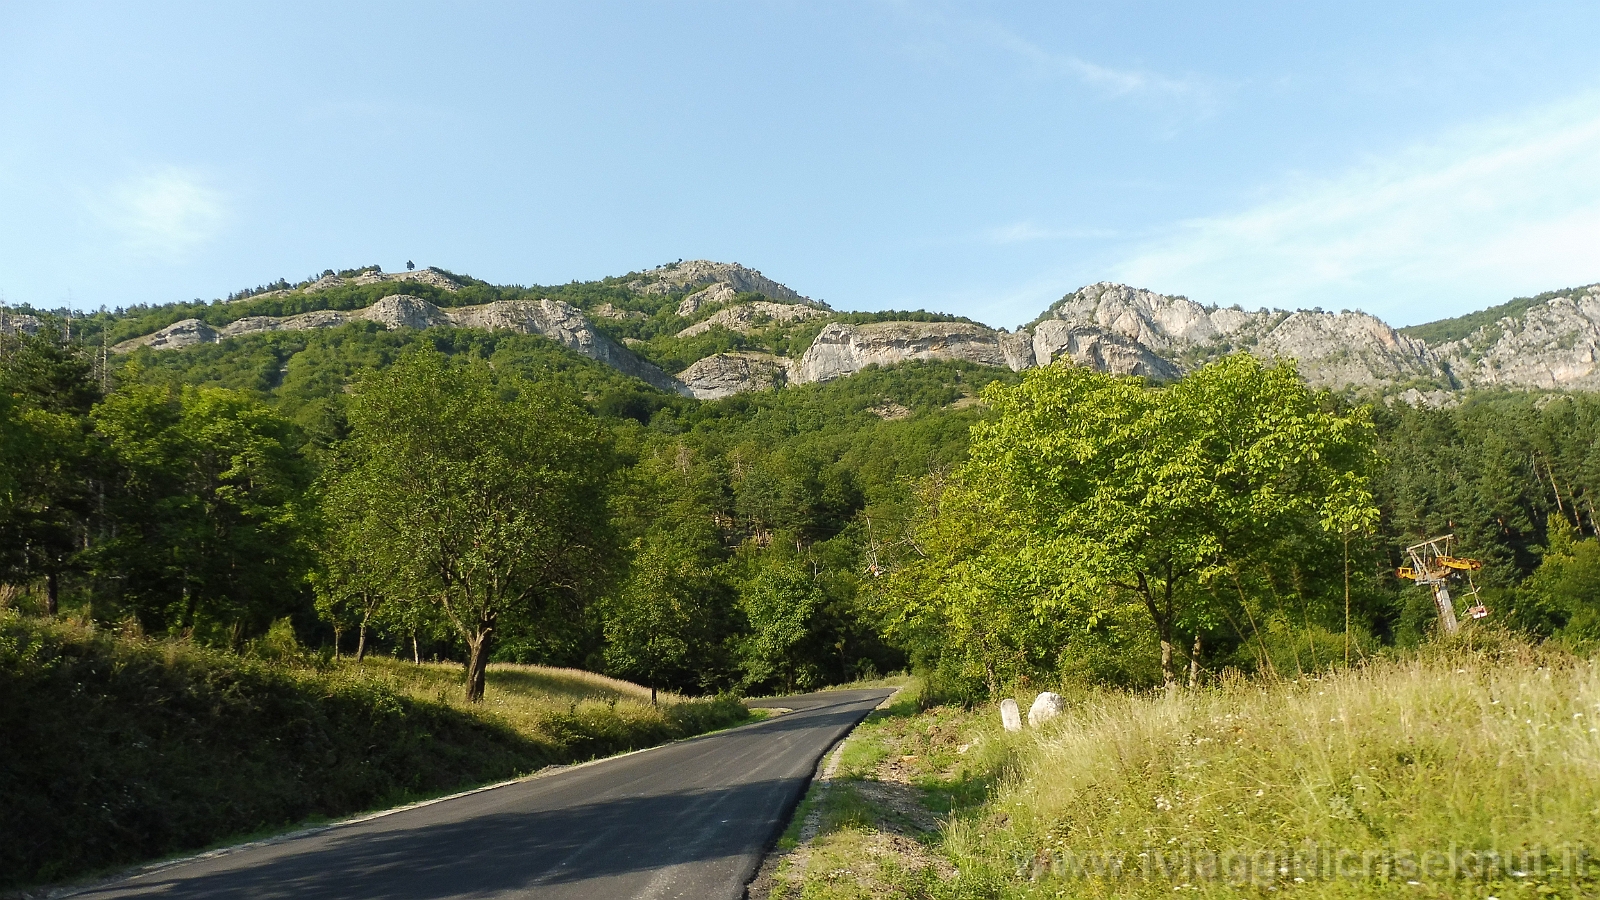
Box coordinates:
[766,635,1600,899]
[0,613,747,891]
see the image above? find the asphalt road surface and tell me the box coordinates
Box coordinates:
[70,688,895,900]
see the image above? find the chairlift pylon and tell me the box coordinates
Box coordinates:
[1397,534,1487,634]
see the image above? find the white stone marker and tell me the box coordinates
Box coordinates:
[1000,698,1023,732]
[1028,692,1064,727]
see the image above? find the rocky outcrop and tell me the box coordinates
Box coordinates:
[0,311,44,336]
[1031,321,1180,380]
[115,296,689,396]
[303,268,463,294]
[104,258,1600,407]
[677,282,739,318]
[1046,283,1259,351]
[1041,282,1450,390]
[676,301,828,338]
[591,302,643,321]
[1252,310,1446,389]
[234,268,463,302]
[997,330,1036,371]
[122,318,221,350]
[793,322,1029,385]
[1435,286,1600,390]
[679,352,794,400]
[628,261,827,308]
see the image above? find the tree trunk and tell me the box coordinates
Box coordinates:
[412,635,420,665]
[1187,632,1202,688]
[333,625,342,660]
[1139,576,1177,689]
[1343,529,1352,667]
[464,629,493,702]
[651,682,657,706]
[356,622,368,662]
[45,572,59,616]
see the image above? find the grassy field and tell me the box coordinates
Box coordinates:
[0,613,747,891]
[765,635,1600,899]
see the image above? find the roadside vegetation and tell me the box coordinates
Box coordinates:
[769,638,1600,899]
[0,613,746,890]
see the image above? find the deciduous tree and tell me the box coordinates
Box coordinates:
[333,351,616,701]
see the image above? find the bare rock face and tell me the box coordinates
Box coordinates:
[1050,282,1254,351]
[677,282,739,318]
[997,330,1036,371]
[362,295,456,330]
[114,296,689,396]
[1032,321,1180,380]
[628,261,827,308]
[1437,287,1600,390]
[1043,282,1449,390]
[676,300,828,338]
[1393,388,1459,409]
[125,318,220,350]
[679,352,794,400]
[793,321,1025,385]
[450,299,688,393]
[0,311,43,336]
[592,302,643,321]
[1253,310,1444,389]
[302,268,462,294]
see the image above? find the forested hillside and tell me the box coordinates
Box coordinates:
[1,308,1018,695]
[6,279,1600,701]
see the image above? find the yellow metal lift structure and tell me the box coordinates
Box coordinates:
[1397,534,1488,634]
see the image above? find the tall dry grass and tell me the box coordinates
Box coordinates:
[945,634,1600,897]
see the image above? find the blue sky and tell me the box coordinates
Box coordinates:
[2,1,1597,328]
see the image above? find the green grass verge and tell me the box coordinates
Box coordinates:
[776,635,1600,899]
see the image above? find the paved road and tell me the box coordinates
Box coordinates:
[71,688,894,900]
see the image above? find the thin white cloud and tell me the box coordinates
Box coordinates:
[91,168,228,258]
[887,4,1215,110]
[983,221,1118,245]
[1111,95,1600,323]
[976,22,1209,103]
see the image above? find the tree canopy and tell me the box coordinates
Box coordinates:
[876,355,1380,691]
[325,350,617,700]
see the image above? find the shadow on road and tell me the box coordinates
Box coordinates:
[74,689,895,900]
[80,778,801,899]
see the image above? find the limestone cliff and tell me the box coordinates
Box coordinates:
[1434,286,1600,390]
[676,301,828,338]
[627,261,827,309]
[677,282,739,318]
[96,259,1600,405]
[793,322,1031,385]
[234,267,463,302]
[0,311,44,336]
[1030,321,1180,381]
[679,352,795,400]
[1040,282,1449,391]
[115,295,689,396]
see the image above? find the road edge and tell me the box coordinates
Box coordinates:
[742,686,907,900]
[25,702,786,900]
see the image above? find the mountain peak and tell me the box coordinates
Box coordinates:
[624,261,827,309]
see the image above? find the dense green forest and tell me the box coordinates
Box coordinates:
[5,294,1600,702]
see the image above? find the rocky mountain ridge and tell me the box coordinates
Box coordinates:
[83,259,1600,404]
[627,260,825,309]
[114,295,687,395]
